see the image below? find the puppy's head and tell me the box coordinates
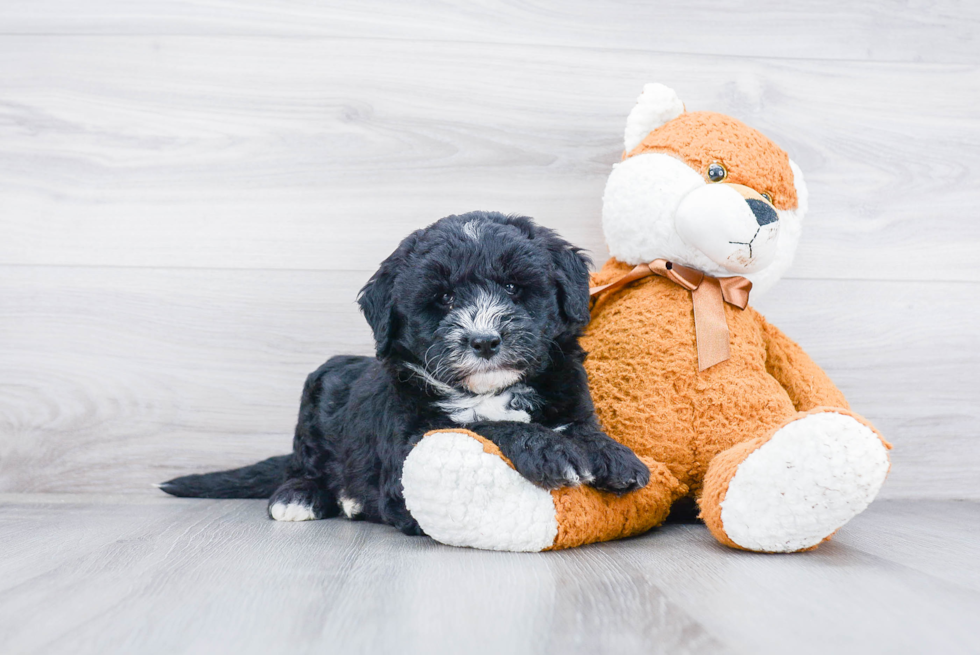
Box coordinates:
[357,211,591,395]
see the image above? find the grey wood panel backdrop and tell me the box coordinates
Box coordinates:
[0,1,977,498]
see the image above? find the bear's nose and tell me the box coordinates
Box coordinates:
[747,199,778,226]
[469,334,501,359]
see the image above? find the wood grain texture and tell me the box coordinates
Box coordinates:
[0,266,370,494]
[0,496,977,655]
[832,499,980,593]
[1,37,979,281]
[0,0,977,64]
[0,1,977,501]
[1,266,976,499]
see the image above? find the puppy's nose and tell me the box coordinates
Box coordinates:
[746,199,778,226]
[469,334,501,359]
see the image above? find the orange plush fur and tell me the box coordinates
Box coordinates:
[626,111,798,210]
[583,262,890,548]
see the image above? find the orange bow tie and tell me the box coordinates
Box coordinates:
[589,259,752,372]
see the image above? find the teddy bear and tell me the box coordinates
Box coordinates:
[400,83,892,553]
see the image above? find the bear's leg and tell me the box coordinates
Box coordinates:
[699,408,891,553]
[402,429,687,552]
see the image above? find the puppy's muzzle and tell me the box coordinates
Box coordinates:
[468,332,501,360]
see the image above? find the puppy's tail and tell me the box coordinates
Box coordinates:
[157,455,290,499]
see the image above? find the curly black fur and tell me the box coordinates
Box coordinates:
[160,211,649,535]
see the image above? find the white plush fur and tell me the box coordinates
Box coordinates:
[603,153,709,269]
[402,431,558,552]
[764,160,807,293]
[674,184,780,273]
[719,412,890,553]
[602,153,807,297]
[269,502,316,522]
[623,83,685,153]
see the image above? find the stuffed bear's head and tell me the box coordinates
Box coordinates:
[602,83,808,295]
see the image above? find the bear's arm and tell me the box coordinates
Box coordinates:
[760,318,849,412]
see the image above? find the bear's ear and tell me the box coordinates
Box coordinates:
[623,83,685,153]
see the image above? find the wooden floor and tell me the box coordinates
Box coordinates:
[1,497,977,655]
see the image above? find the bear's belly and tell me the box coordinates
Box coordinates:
[582,277,797,491]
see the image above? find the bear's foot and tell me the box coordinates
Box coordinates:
[403,429,686,552]
[402,429,559,551]
[701,409,891,553]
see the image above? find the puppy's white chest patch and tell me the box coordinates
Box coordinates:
[439,386,534,424]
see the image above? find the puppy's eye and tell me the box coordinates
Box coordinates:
[437,292,454,307]
[503,283,518,295]
[707,162,727,182]
[760,192,773,204]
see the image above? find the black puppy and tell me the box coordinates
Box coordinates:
[160,211,649,535]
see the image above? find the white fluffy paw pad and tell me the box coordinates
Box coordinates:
[269,502,316,522]
[402,432,558,552]
[720,412,890,553]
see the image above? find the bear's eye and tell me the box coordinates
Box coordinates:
[707,163,727,182]
[760,192,773,204]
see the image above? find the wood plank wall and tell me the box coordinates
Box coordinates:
[1,1,977,498]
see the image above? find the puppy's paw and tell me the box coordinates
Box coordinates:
[586,443,650,494]
[268,479,330,522]
[508,433,592,490]
[269,501,317,522]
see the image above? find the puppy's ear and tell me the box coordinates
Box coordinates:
[550,241,592,330]
[498,214,592,330]
[357,230,420,358]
